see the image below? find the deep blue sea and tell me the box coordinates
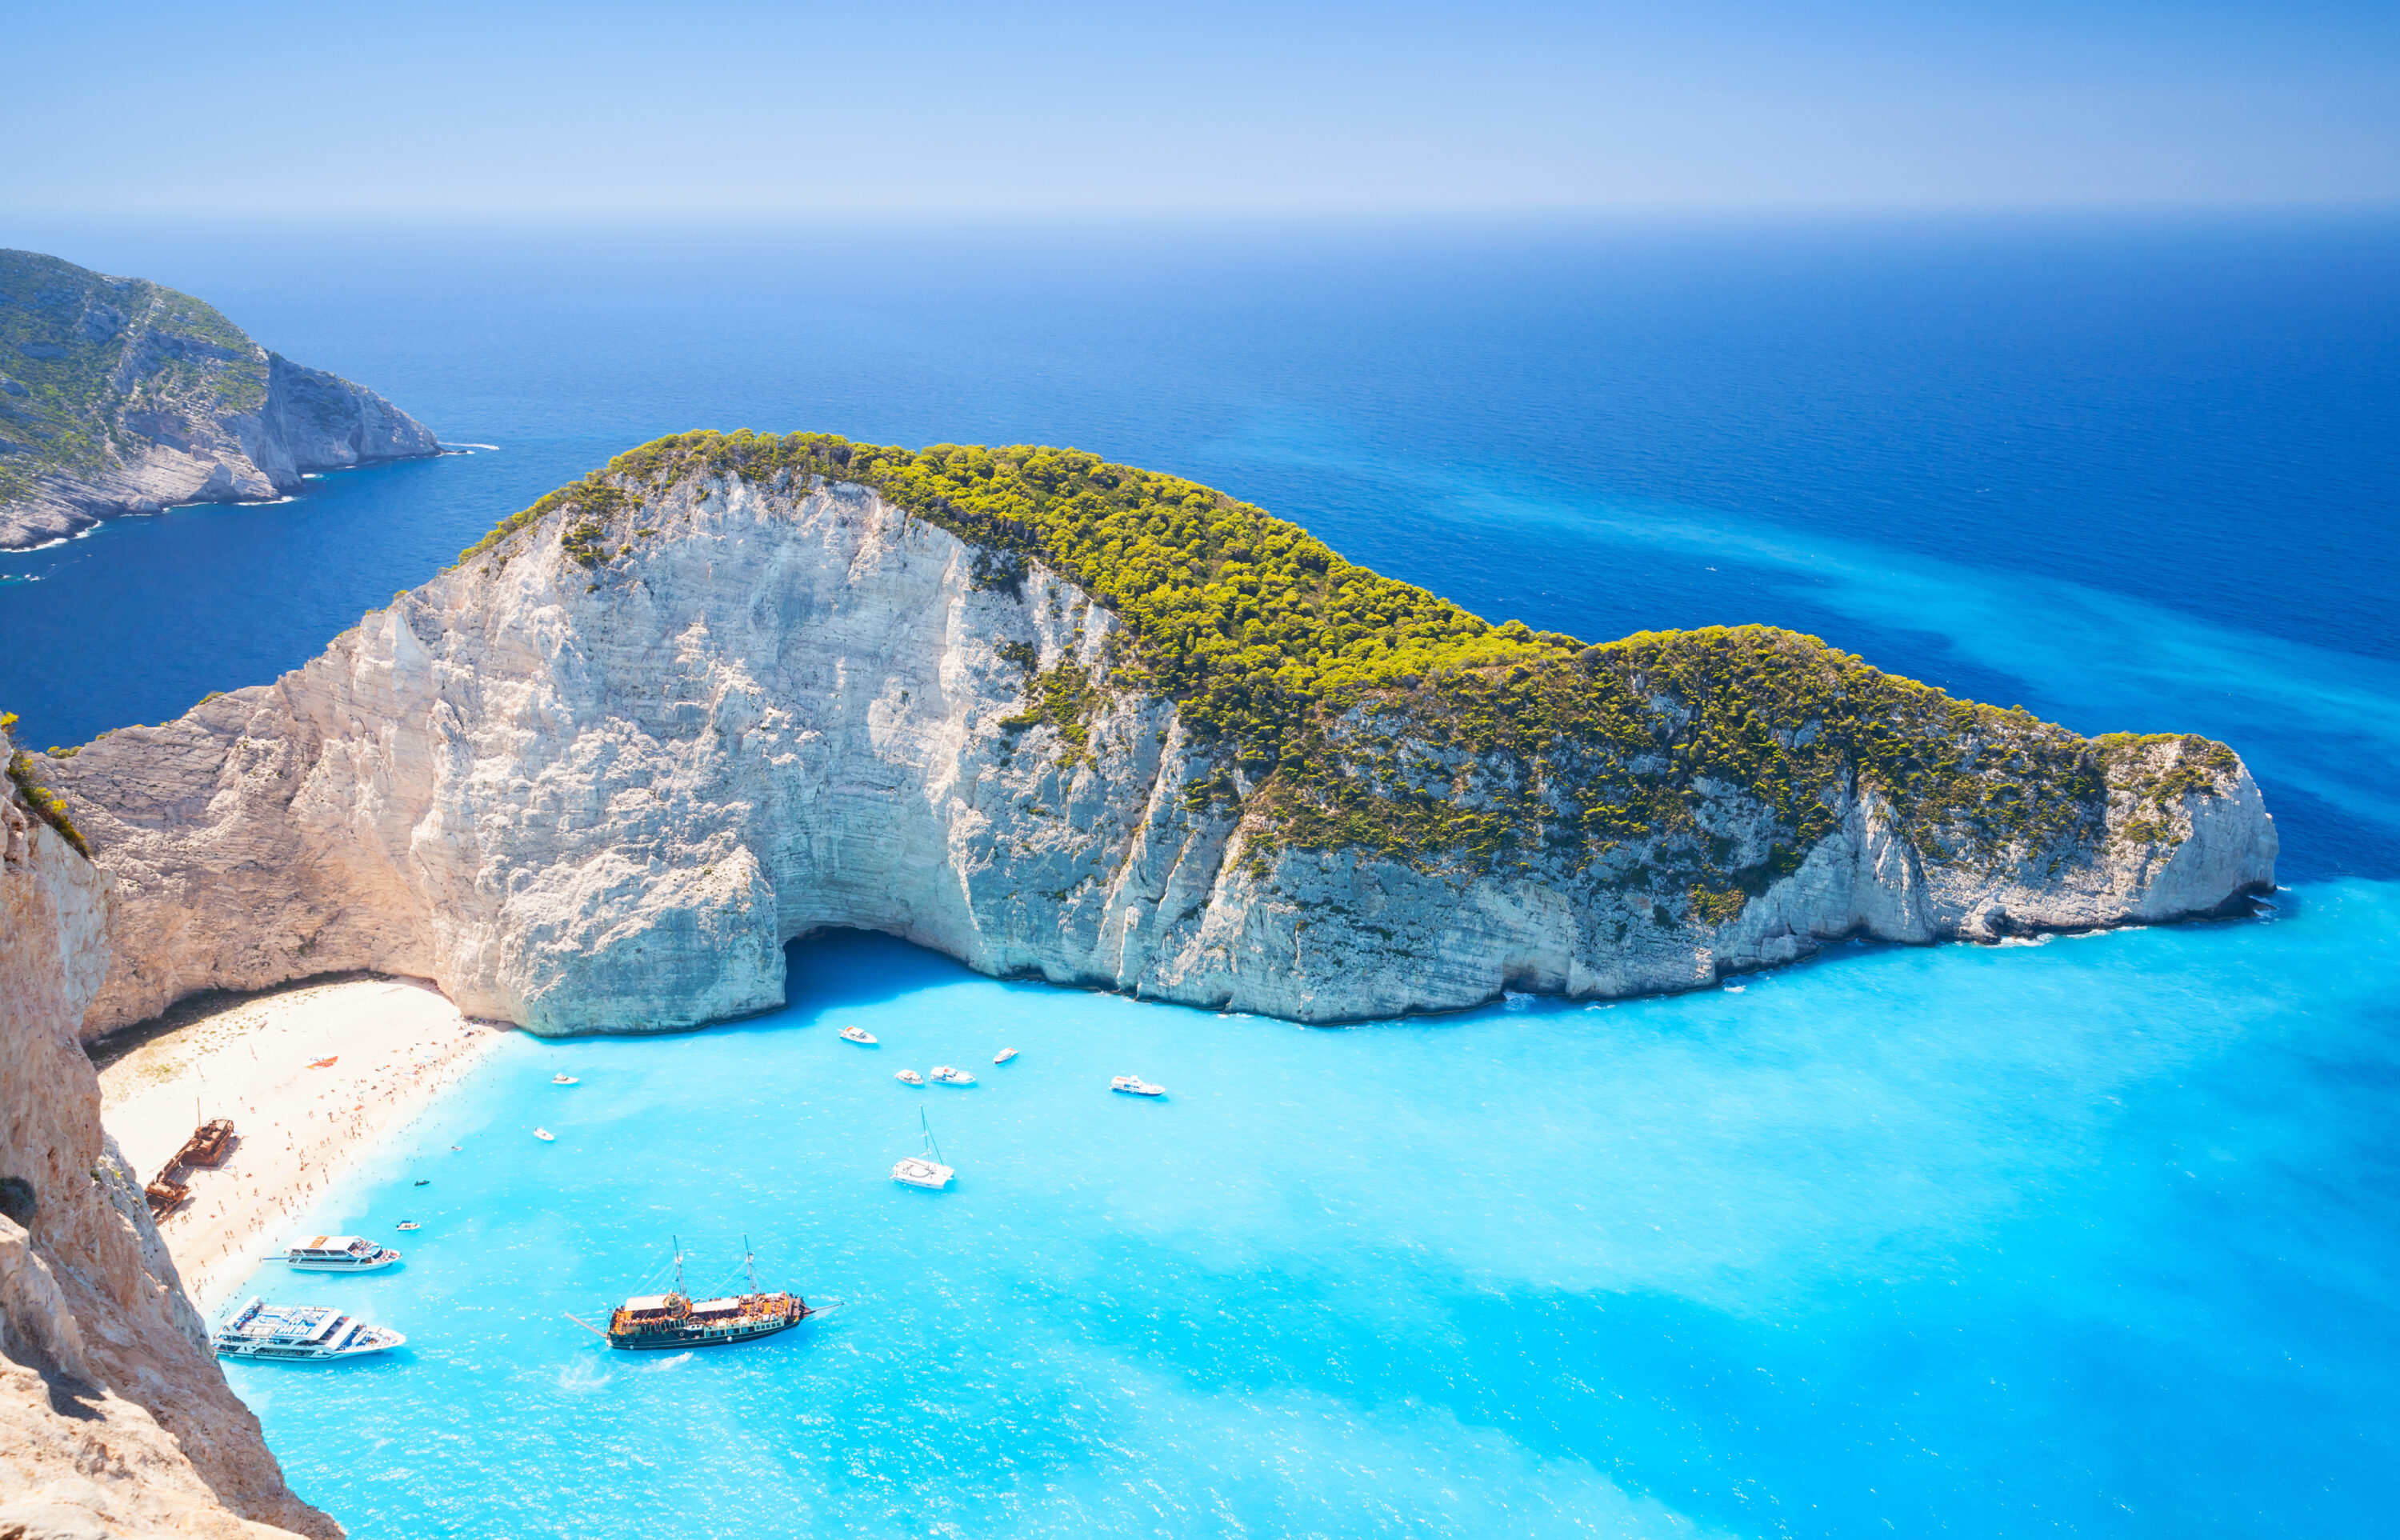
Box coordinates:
[3,214,2396,1537]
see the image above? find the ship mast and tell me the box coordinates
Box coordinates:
[672,1234,685,1299]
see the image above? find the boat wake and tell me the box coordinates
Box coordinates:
[556,1360,613,1394]
[648,1352,694,1371]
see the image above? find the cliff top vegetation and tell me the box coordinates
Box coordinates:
[462,430,2245,914]
[0,250,270,506]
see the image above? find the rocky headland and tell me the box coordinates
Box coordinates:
[0,250,440,550]
[0,714,337,1538]
[37,430,2276,1040]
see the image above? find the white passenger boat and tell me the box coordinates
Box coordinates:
[534,1127,557,1142]
[215,1298,405,1360]
[893,1109,954,1190]
[994,1047,1018,1065]
[841,1026,877,1045]
[552,1073,579,1085]
[894,1068,925,1086]
[929,1065,975,1086]
[1110,1076,1166,1098]
[278,1235,402,1272]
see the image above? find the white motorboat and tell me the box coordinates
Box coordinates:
[929,1065,976,1086]
[534,1127,557,1142]
[552,1073,580,1085]
[278,1235,402,1272]
[1110,1076,1166,1098]
[840,1026,877,1045]
[894,1068,925,1086]
[214,1298,405,1361]
[993,1047,1018,1065]
[893,1109,954,1190]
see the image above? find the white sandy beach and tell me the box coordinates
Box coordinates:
[96,976,512,1312]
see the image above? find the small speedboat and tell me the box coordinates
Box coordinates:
[840,1026,877,1046]
[551,1073,580,1085]
[994,1047,1018,1066]
[929,1066,975,1086]
[534,1127,557,1142]
[1111,1076,1166,1098]
[413,1179,430,1186]
[395,1221,422,1231]
[894,1068,925,1086]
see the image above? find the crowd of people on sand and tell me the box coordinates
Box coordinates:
[155,1022,500,1289]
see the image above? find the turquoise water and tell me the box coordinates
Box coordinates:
[228,886,2400,1538]
[4,216,2395,1534]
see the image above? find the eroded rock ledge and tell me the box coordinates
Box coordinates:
[1,717,337,1538]
[46,434,2275,1038]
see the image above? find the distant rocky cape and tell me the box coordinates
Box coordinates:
[0,250,439,549]
[39,431,2278,1040]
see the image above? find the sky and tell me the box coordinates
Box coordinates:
[4,0,2395,214]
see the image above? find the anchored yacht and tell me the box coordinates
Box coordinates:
[215,1298,405,1360]
[929,1065,975,1086]
[840,1026,877,1045]
[1111,1076,1166,1098]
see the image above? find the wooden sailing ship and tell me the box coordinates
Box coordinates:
[586,1238,816,1352]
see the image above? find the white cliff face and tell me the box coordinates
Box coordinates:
[44,474,2277,1039]
[0,722,336,1538]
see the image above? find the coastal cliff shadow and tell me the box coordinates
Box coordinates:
[82,968,406,1072]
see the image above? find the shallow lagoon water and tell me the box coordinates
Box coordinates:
[4,215,2395,1534]
[227,885,2399,1538]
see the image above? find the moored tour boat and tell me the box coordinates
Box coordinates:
[894,1068,924,1085]
[929,1065,975,1086]
[215,1298,405,1360]
[841,1026,877,1045]
[278,1235,402,1271]
[1111,1075,1166,1098]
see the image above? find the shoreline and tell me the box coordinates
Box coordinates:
[96,975,513,1314]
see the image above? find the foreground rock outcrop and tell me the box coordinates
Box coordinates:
[0,250,440,549]
[0,718,338,1537]
[41,432,2277,1038]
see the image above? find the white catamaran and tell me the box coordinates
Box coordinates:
[214,1298,406,1360]
[893,1108,954,1190]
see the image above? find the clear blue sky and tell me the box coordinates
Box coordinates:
[7,0,2394,213]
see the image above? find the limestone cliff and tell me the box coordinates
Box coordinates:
[0,720,337,1538]
[41,432,2276,1038]
[0,250,440,550]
